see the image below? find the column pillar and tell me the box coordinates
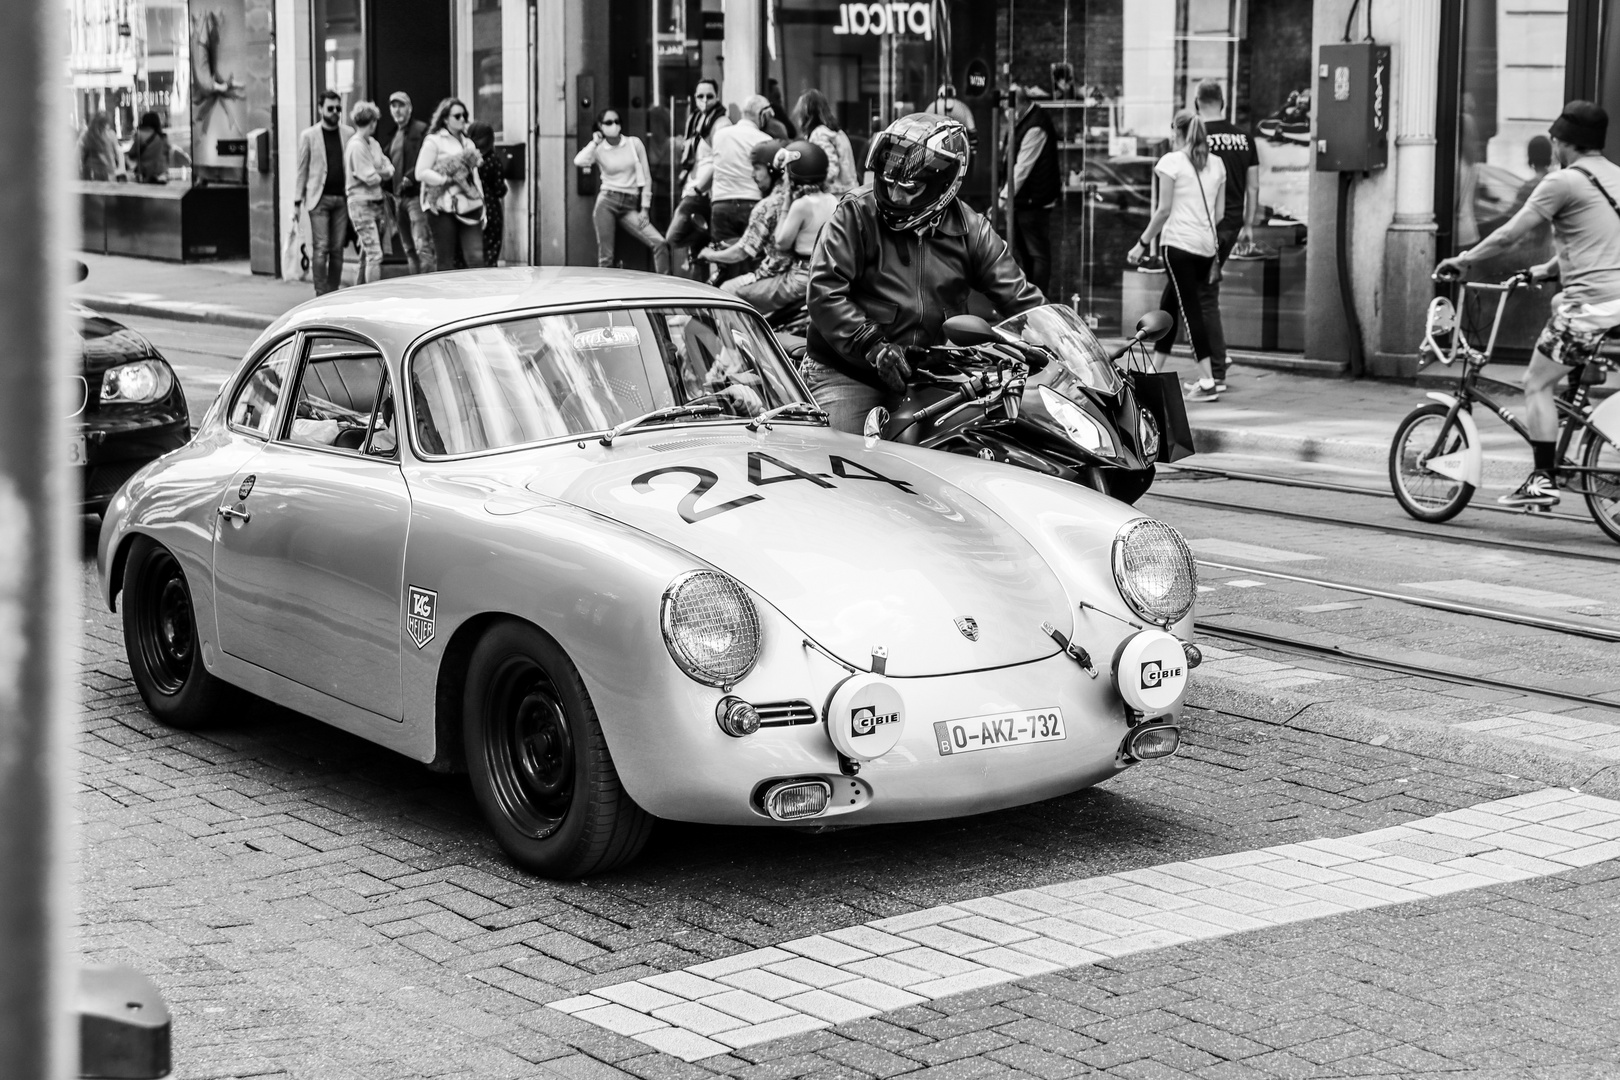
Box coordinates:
[722,0,761,103]
[1374,0,1442,376]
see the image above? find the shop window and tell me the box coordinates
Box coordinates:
[67,0,195,185]
[315,0,366,117]
[1453,0,1568,358]
[471,0,503,130]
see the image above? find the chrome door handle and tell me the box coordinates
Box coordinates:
[216,504,252,524]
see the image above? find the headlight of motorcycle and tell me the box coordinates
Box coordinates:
[1038,385,1114,455]
[661,570,761,687]
[100,359,174,404]
[1112,518,1197,626]
[1137,408,1161,460]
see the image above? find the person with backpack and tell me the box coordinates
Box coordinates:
[1437,101,1620,507]
[1128,110,1227,401]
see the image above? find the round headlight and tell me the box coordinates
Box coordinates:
[661,570,761,687]
[1112,519,1197,626]
[1038,385,1113,455]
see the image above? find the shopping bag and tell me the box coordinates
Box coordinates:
[1129,368,1197,462]
[282,217,310,282]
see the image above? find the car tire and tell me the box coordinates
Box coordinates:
[122,535,236,729]
[463,620,652,878]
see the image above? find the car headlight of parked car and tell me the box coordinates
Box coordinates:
[100,359,174,404]
[1112,518,1197,626]
[661,570,761,687]
[1038,384,1114,456]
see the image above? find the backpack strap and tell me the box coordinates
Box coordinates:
[1570,164,1620,223]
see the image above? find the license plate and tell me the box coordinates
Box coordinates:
[934,708,1066,756]
[68,435,86,466]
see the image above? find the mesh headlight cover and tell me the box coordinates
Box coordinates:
[1112,519,1197,625]
[661,571,762,686]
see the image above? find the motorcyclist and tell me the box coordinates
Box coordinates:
[806,112,1045,433]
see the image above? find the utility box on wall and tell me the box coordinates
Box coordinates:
[1315,43,1391,172]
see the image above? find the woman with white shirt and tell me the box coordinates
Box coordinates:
[573,107,670,274]
[416,97,485,271]
[1128,110,1227,401]
[344,100,394,284]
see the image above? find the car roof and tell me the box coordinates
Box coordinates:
[262,267,746,353]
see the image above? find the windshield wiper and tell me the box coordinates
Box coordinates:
[746,401,829,430]
[599,404,724,446]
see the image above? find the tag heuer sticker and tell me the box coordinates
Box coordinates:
[407,586,437,649]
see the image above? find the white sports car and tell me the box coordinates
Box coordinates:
[98,269,1200,877]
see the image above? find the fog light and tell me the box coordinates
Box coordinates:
[1182,642,1202,668]
[1128,724,1181,760]
[715,696,760,737]
[764,780,830,821]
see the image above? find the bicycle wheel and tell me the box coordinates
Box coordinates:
[1389,402,1475,523]
[1579,427,1620,544]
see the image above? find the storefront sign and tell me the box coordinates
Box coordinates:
[832,3,934,41]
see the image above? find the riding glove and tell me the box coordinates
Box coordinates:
[866,341,912,392]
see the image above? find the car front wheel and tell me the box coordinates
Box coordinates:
[122,535,235,728]
[463,620,652,878]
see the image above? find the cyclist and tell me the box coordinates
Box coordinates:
[1436,101,1620,507]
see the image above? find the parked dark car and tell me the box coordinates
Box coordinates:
[71,300,189,514]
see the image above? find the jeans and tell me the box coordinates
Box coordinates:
[724,264,809,315]
[347,197,386,284]
[427,211,484,273]
[593,189,670,274]
[665,193,711,275]
[1154,246,1217,363]
[1012,204,1053,298]
[1197,225,1239,380]
[394,191,435,273]
[710,199,757,245]
[307,193,349,295]
[802,357,887,435]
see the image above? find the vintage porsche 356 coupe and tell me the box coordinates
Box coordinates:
[99,269,1200,877]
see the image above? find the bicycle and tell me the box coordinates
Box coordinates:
[1388,269,1620,543]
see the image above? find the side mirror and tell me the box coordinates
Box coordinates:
[863,406,890,439]
[1135,310,1173,343]
[942,314,998,347]
[73,260,89,283]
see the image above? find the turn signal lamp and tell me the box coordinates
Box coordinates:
[1128,724,1181,760]
[715,696,760,738]
[764,780,830,821]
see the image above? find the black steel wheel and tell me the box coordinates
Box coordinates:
[1390,402,1475,523]
[1580,427,1620,545]
[122,535,235,728]
[463,620,652,877]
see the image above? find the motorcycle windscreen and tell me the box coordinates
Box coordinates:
[997,305,1124,397]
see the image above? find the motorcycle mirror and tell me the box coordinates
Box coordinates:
[1135,310,1174,343]
[73,260,88,283]
[863,406,890,439]
[942,314,998,347]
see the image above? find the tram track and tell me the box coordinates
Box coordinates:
[1196,621,1620,716]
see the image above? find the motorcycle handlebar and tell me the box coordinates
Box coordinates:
[913,388,971,424]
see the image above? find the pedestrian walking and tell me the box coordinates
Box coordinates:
[708,95,775,254]
[665,80,731,275]
[416,97,485,272]
[468,122,506,266]
[387,91,434,273]
[1002,84,1059,297]
[1194,79,1260,393]
[344,100,393,285]
[574,107,670,274]
[793,89,858,195]
[127,112,172,184]
[294,91,355,295]
[1129,109,1227,401]
[79,112,124,181]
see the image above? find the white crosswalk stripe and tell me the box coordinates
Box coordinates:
[548,789,1620,1061]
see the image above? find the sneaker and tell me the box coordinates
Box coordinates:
[1214,380,1228,392]
[1185,383,1220,402]
[1497,470,1560,507]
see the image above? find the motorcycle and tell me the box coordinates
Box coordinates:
[864,304,1178,504]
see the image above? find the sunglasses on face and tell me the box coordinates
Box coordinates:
[449,111,467,120]
[601,119,620,127]
[323,106,341,113]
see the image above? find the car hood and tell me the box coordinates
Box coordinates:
[523,428,1069,676]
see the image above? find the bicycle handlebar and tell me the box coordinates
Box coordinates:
[1431,267,1535,289]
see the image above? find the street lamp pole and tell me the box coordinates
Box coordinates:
[0,0,74,1076]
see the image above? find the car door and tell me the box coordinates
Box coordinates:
[212,332,410,720]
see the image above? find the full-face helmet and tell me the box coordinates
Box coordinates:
[866,113,970,232]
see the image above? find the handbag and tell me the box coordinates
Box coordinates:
[1122,347,1196,462]
[1191,152,1222,285]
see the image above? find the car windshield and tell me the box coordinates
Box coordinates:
[995,304,1124,395]
[409,305,807,456]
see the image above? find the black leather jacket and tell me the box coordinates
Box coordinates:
[806,189,1045,389]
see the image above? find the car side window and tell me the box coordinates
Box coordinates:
[228,338,296,437]
[285,336,388,453]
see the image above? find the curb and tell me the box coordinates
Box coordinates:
[1188,423,1529,485]
[1187,679,1620,801]
[78,295,279,332]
